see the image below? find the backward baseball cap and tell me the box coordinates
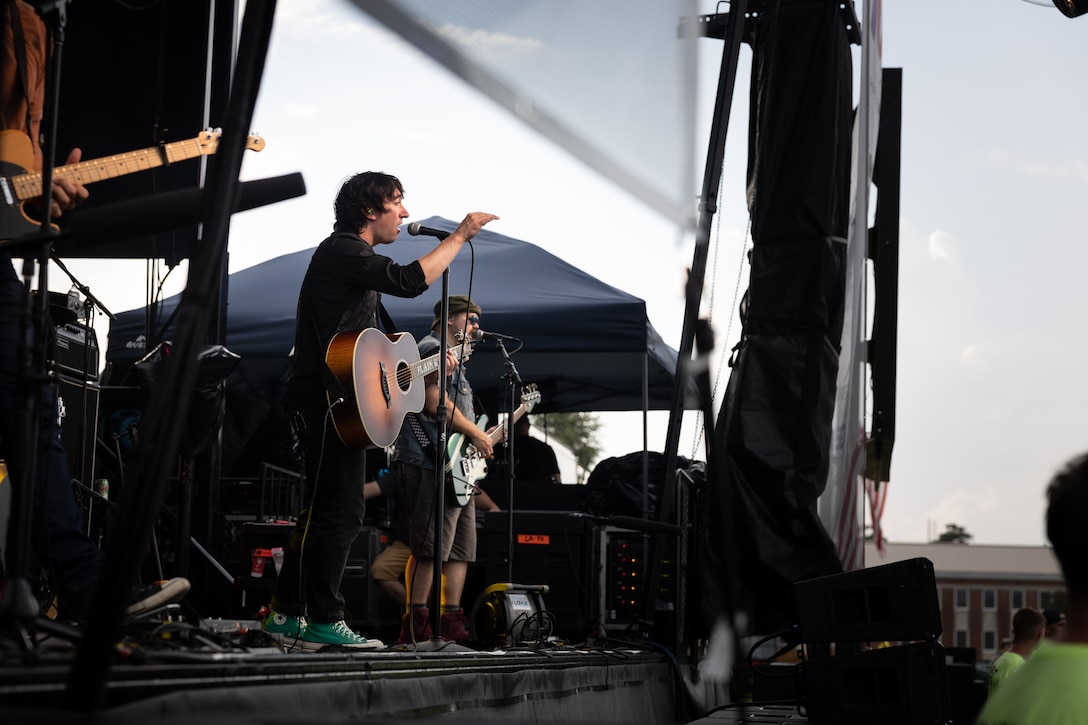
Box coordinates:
[432,295,481,329]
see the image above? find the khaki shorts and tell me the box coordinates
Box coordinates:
[370,539,411,581]
[401,464,476,562]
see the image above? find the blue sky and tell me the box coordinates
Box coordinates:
[55,0,1088,547]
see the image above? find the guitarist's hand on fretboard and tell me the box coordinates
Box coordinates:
[52,148,90,215]
[28,147,90,220]
[468,427,494,458]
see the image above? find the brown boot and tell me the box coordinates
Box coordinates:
[440,607,470,643]
[397,607,431,644]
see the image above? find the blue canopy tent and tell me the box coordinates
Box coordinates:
[105,217,694,475]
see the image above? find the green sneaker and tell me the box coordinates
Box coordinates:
[300,620,384,651]
[262,610,308,650]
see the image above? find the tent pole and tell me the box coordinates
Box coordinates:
[642,352,649,518]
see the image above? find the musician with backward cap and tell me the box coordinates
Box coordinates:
[262,171,497,650]
[392,295,496,645]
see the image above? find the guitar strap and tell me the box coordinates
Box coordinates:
[6,0,33,135]
[406,412,439,468]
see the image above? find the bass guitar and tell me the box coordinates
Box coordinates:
[326,328,475,449]
[447,384,541,507]
[0,128,265,242]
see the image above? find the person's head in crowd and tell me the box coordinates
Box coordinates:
[1046,452,1088,641]
[1010,608,1046,649]
[1043,608,1067,640]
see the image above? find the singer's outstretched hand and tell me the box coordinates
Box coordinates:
[417,211,499,285]
[452,212,499,241]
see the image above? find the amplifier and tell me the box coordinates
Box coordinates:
[599,527,677,631]
[52,322,100,380]
[54,374,99,486]
[481,511,593,640]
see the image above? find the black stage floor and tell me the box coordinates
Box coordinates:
[0,615,734,724]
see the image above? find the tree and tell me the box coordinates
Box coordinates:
[933,523,972,544]
[539,412,600,484]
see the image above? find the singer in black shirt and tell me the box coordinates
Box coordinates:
[263,170,497,650]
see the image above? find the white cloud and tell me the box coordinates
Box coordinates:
[926,229,959,262]
[957,344,981,367]
[435,23,543,58]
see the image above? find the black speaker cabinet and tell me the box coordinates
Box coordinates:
[802,641,950,724]
[481,511,592,640]
[793,557,942,644]
[54,375,99,486]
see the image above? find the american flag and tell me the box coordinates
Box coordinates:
[866,478,889,555]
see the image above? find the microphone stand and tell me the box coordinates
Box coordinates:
[49,252,116,323]
[493,338,522,584]
[425,271,451,645]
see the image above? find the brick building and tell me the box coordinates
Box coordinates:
[864,541,1064,664]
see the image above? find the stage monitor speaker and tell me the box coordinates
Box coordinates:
[801,641,950,724]
[793,557,941,644]
[481,511,591,640]
[55,374,99,486]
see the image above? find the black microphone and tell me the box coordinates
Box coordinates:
[473,329,519,342]
[406,222,450,240]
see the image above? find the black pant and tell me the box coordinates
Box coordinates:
[270,405,366,623]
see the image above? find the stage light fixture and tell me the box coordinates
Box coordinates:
[1054,0,1088,17]
[469,583,552,649]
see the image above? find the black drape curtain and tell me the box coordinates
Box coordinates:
[705,2,853,635]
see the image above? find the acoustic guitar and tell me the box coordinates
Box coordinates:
[0,128,265,242]
[325,328,475,449]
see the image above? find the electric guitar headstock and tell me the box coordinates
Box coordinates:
[521,383,541,413]
[194,128,266,155]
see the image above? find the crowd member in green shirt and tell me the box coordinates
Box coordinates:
[987,608,1045,695]
[977,452,1088,725]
